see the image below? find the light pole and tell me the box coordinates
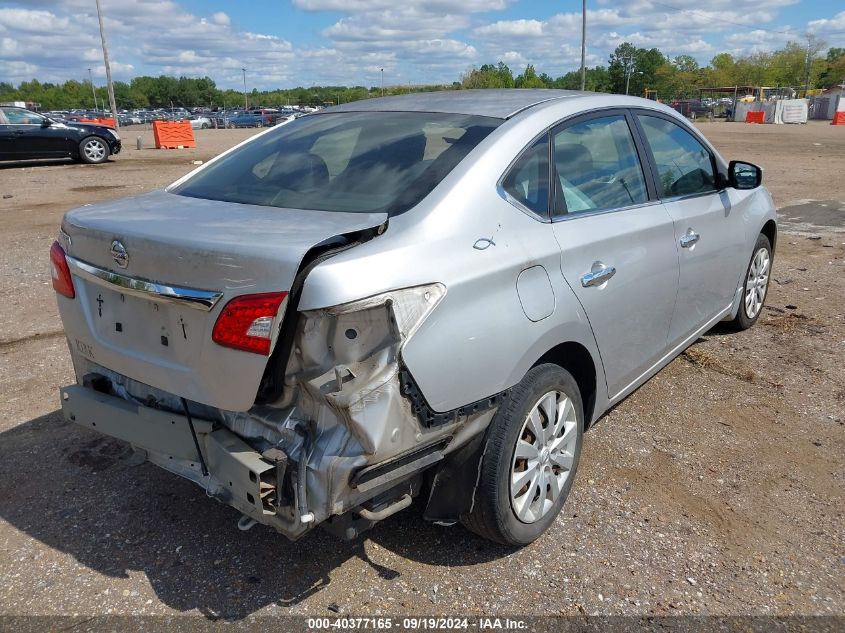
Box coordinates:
[580,0,586,91]
[380,68,384,96]
[242,68,248,110]
[88,67,98,111]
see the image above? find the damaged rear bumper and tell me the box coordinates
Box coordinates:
[60,384,310,538]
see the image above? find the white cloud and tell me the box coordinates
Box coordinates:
[807,10,845,34]
[474,19,544,38]
[0,0,304,86]
[0,0,841,89]
[0,8,71,33]
[325,9,470,42]
[293,0,507,12]
[209,11,230,26]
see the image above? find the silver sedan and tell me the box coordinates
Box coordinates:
[53,90,776,545]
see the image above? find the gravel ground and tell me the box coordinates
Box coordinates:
[0,121,843,621]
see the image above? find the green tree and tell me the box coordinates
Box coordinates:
[818,47,845,87]
[515,64,546,88]
[553,66,610,92]
[608,42,638,93]
[707,52,738,86]
[460,61,515,89]
[607,43,665,95]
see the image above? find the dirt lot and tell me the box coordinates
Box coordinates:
[0,121,843,621]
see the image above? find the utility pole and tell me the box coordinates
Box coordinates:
[580,0,586,90]
[622,56,635,95]
[242,68,248,109]
[94,0,120,132]
[381,68,384,96]
[88,67,98,111]
[804,36,813,97]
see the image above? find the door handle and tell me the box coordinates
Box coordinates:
[680,231,700,248]
[581,265,616,288]
[12,130,25,136]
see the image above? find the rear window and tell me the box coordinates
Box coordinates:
[174,111,500,215]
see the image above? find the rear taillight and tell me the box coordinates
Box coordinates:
[50,241,75,299]
[212,292,288,355]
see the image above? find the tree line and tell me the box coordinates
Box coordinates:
[2,40,843,111]
[462,40,844,99]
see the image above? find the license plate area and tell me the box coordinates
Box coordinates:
[81,281,209,366]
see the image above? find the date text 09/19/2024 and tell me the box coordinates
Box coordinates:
[305,617,527,630]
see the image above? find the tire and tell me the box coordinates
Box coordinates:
[461,364,584,546]
[201,123,209,129]
[255,121,263,128]
[78,136,109,164]
[731,233,772,330]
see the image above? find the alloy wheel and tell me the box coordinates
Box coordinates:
[510,390,578,524]
[744,247,770,319]
[83,139,106,162]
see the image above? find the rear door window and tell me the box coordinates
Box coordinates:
[636,114,716,198]
[552,114,648,217]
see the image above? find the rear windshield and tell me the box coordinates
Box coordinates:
[173,111,500,215]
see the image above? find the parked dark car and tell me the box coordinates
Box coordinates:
[0,107,121,164]
[670,100,712,118]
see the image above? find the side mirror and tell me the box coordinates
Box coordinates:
[40,118,52,128]
[728,160,762,190]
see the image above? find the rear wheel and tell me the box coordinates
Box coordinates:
[201,122,209,129]
[78,136,109,164]
[462,364,583,545]
[255,120,263,128]
[731,233,771,330]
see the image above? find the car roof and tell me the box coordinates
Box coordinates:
[324,89,594,119]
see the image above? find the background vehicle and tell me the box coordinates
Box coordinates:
[53,91,775,545]
[213,109,241,128]
[670,99,713,117]
[226,111,266,128]
[187,115,211,129]
[0,106,121,164]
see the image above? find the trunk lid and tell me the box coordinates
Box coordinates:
[58,189,386,411]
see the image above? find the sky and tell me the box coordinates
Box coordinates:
[1,0,843,90]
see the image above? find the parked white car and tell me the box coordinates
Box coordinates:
[189,116,211,130]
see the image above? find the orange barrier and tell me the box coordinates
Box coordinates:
[832,111,845,126]
[152,120,196,149]
[745,111,765,124]
[78,117,116,127]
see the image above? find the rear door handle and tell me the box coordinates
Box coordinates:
[680,231,700,248]
[581,265,616,288]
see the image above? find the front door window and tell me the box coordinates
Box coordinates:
[636,115,717,198]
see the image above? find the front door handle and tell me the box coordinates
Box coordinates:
[680,231,700,248]
[581,264,616,288]
[12,130,25,136]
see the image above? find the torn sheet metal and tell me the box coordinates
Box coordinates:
[68,283,498,539]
